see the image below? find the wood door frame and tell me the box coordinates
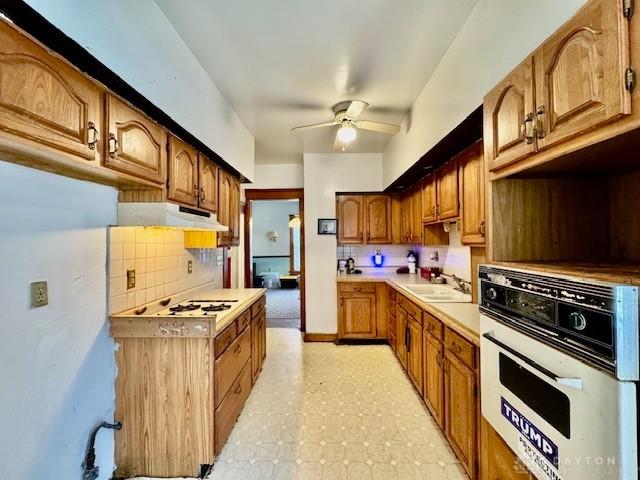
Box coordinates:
[243,188,306,333]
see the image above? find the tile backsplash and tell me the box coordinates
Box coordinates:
[337,244,414,268]
[108,227,223,314]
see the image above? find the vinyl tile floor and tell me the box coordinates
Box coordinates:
[206,328,467,480]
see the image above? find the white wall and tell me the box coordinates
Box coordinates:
[383,0,586,186]
[24,0,256,181]
[246,164,304,190]
[303,153,383,334]
[252,200,299,257]
[0,162,117,480]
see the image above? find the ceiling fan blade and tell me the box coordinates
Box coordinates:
[356,120,401,135]
[345,100,369,119]
[291,121,338,132]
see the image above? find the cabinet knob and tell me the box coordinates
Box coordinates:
[522,112,535,145]
[479,220,486,236]
[200,187,206,202]
[536,105,546,139]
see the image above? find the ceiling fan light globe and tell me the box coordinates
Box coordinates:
[337,125,357,143]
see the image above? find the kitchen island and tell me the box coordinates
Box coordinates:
[110,284,266,479]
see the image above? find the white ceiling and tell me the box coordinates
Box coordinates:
[154,0,478,163]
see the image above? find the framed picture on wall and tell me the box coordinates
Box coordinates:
[317,218,337,235]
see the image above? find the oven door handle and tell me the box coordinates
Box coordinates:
[482,332,583,390]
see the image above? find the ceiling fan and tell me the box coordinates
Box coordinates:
[291,100,401,151]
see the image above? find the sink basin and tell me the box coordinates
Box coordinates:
[402,284,471,303]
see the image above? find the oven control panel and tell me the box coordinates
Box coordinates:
[478,265,637,377]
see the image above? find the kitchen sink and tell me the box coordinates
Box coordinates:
[402,284,471,303]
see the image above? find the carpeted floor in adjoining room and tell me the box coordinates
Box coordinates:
[265,288,300,329]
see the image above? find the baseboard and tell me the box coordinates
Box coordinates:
[303,333,337,342]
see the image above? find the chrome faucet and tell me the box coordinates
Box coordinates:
[452,274,471,294]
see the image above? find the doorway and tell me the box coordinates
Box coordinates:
[244,189,305,332]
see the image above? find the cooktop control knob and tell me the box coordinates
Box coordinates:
[486,287,498,300]
[569,312,587,331]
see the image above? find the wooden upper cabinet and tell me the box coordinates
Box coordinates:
[217,171,240,247]
[167,136,198,207]
[484,57,536,172]
[0,20,103,163]
[423,330,445,428]
[104,95,166,184]
[435,159,459,220]
[337,195,364,244]
[421,175,437,223]
[339,291,377,339]
[198,154,218,213]
[459,142,485,245]
[444,351,477,479]
[534,0,631,150]
[364,195,392,243]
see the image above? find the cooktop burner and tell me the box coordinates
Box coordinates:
[168,303,201,313]
[201,303,232,312]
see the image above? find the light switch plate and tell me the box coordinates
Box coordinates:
[187,260,193,274]
[31,281,48,308]
[127,269,136,289]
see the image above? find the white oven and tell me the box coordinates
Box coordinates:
[479,265,639,480]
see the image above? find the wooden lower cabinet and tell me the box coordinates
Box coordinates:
[337,282,390,340]
[113,294,266,478]
[407,315,423,393]
[481,418,535,480]
[444,350,478,478]
[395,303,408,369]
[251,301,267,384]
[423,330,445,428]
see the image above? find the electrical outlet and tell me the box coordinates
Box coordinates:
[187,260,193,274]
[31,281,48,308]
[127,269,136,289]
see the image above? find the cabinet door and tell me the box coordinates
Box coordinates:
[0,21,103,163]
[484,57,536,171]
[395,305,408,370]
[167,135,198,207]
[436,159,459,220]
[251,316,260,384]
[407,317,423,394]
[460,143,485,245]
[411,187,423,243]
[534,0,631,151]
[337,195,364,244]
[218,170,232,227]
[104,95,166,184]
[421,175,437,223]
[364,195,392,243]
[423,331,445,428]
[481,418,535,480]
[444,351,477,479]
[198,154,218,213]
[339,294,376,339]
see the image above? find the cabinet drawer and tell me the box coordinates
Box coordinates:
[251,295,266,318]
[214,320,237,357]
[444,328,476,369]
[215,326,252,407]
[339,283,376,294]
[237,309,252,333]
[398,296,422,323]
[423,312,443,340]
[215,361,251,453]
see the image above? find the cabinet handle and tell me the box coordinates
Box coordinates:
[436,350,443,365]
[200,187,205,202]
[234,343,241,354]
[87,122,99,150]
[536,105,546,139]
[193,185,199,201]
[431,206,436,216]
[479,220,486,236]
[426,323,435,332]
[234,384,242,395]
[108,133,119,158]
[522,112,535,145]
[405,327,411,352]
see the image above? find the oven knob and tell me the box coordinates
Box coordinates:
[569,312,587,331]
[486,288,498,300]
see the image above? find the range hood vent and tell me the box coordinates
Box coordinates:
[117,202,229,231]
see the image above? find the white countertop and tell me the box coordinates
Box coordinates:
[338,272,480,344]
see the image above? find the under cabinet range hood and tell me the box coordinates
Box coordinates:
[117,202,229,231]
